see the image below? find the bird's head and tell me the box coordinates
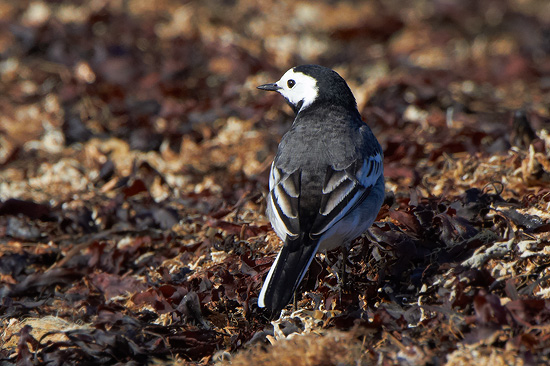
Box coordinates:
[257,64,357,114]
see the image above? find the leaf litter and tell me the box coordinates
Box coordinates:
[1,0,550,365]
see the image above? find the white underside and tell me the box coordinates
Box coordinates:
[316,174,385,251]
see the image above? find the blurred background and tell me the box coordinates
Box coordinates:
[1,0,549,196]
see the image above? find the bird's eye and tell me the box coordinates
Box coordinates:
[287,79,296,88]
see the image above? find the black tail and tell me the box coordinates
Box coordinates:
[258,236,320,315]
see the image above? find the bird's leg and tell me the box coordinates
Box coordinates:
[340,245,348,291]
[293,291,298,311]
[323,250,346,289]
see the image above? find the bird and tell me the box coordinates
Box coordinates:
[256,65,385,315]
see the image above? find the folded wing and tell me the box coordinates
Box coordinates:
[259,150,383,313]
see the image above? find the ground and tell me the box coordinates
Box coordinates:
[1,0,550,365]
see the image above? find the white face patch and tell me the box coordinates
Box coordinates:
[275,69,318,112]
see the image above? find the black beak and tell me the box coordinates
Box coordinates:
[257,83,281,91]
